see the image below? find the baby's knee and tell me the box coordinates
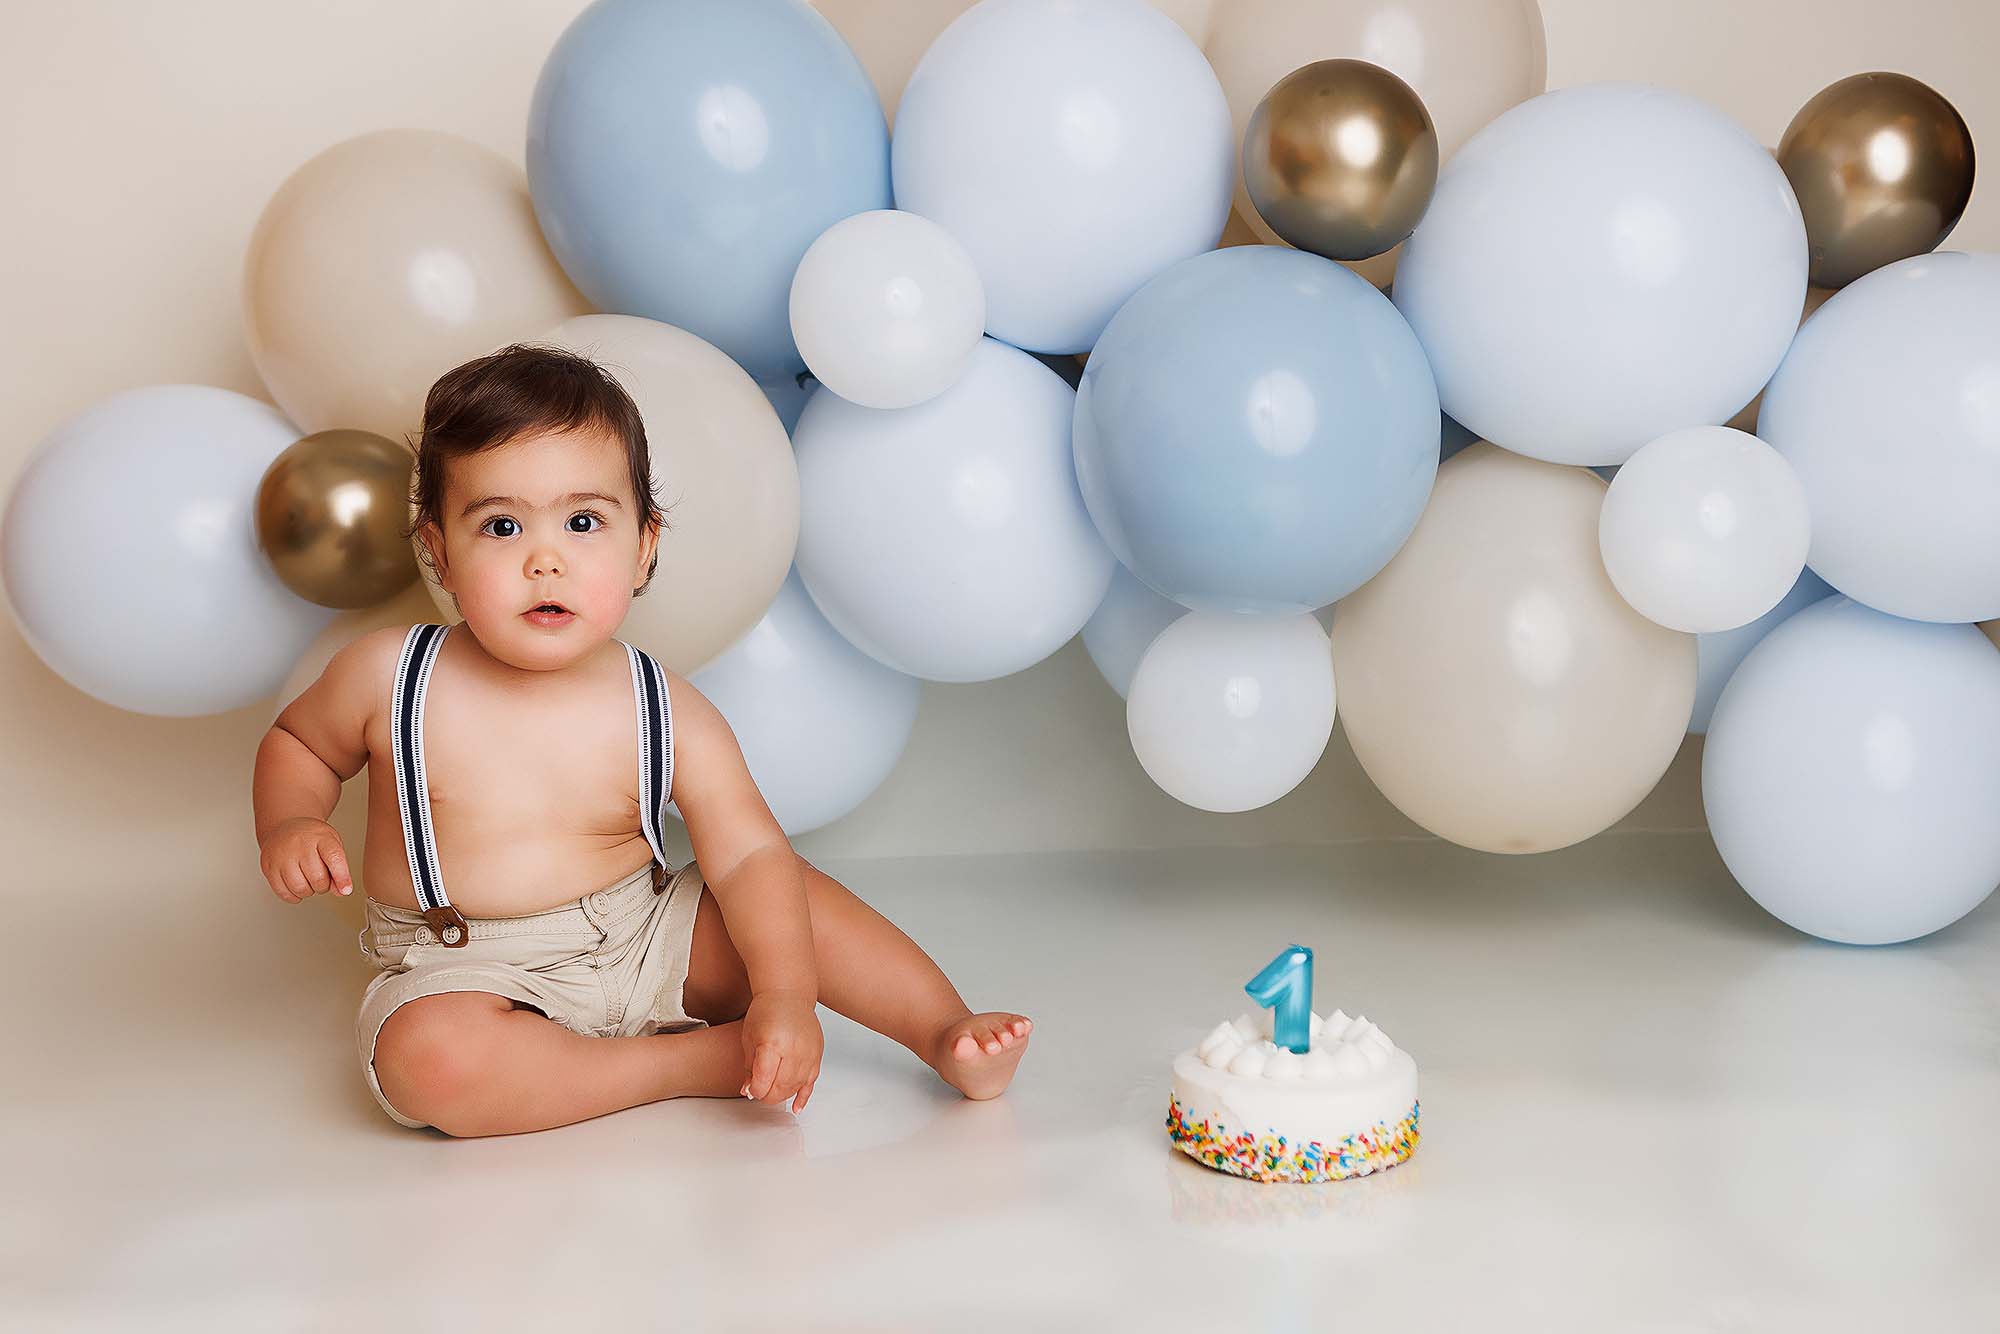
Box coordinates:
[372,992,511,1134]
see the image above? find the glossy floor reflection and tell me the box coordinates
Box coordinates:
[6,833,1997,1330]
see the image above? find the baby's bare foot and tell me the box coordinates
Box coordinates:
[929,1011,1033,1100]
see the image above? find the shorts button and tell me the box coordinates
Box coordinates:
[415,926,433,944]
[590,892,606,911]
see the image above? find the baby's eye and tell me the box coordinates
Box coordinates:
[480,516,519,538]
[568,511,605,533]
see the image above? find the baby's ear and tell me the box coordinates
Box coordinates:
[415,521,450,589]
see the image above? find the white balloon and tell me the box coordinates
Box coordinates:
[678,570,920,836]
[1083,563,1186,698]
[793,337,1115,682]
[790,210,985,409]
[1689,565,1833,734]
[1127,612,1335,812]
[3,386,335,716]
[1703,596,2000,944]
[1393,82,1807,465]
[1599,426,1810,633]
[891,0,1233,353]
[1757,251,2000,623]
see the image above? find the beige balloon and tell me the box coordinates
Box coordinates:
[1207,0,1547,288]
[1331,444,1695,854]
[419,315,799,677]
[244,129,590,445]
[811,0,1214,129]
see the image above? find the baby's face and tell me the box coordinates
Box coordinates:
[422,425,658,671]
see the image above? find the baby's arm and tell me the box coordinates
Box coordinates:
[252,627,397,903]
[669,672,816,998]
[669,672,821,1108]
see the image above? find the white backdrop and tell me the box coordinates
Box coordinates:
[2,1,1994,886]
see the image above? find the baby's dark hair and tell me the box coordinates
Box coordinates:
[404,342,668,595]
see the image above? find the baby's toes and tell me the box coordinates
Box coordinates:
[952,1031,980,1060]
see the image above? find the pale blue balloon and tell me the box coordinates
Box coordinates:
[676,569,920,836]
[1082,563,1185,698]
[1689,566,1834,733]
[1702,597,2000,944]
[757,372,816,434]
[1074,246,1439,614]
[527,0,890,379]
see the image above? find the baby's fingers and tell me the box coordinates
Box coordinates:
[791,1077,814,1114]
[318,840,353,896]
[278,862,312,902]
[742,1041,782,1101]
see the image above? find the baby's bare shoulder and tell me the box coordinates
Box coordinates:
[273,624,418,775]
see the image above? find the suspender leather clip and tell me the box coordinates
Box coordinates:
[651,861,670,895]
[423,904,470,947]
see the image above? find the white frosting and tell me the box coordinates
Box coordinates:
[1172,1007,1418,1147]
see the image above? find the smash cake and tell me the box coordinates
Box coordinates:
[1166,946,1420,1184]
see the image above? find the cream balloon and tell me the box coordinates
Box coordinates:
[420,315,799,676]
[244,129,591,446]
[1331,444,1695,853]
[1206,0,1547,286]
[1599,426,1810,635]
[812,0,1214,127]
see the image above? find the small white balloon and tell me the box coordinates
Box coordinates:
[1703,597,2000,944]
[1127,612,1335,812]
[1599,426,1810,633]
[789,209,985,409]
[679,570,920,836]
[793,336,1115,682]
[1083,563,1186,698]
[3,385,335,716]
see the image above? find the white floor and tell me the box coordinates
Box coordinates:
[7,832,1997,1331]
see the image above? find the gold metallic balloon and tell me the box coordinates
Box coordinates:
[1242,58,1439,263]
[1777,71,1975,289]
[255,429,420,610]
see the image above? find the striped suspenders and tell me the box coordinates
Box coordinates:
[390,623,676,947]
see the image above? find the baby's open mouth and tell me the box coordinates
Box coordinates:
[525,601,573,619]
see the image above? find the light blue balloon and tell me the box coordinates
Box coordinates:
[1082,563,1186,698]
[757,372,816,434]
[676,570,920,836]
[527,0,890,379]
[1074,246,1439,614]
[1702,597,2000,944]
[1689,566,1834,733]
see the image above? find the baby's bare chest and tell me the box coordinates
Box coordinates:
[368,681,645,834]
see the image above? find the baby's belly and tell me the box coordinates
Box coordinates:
[361,820,660,918]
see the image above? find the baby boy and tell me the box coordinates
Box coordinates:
[252,343,1031,1136]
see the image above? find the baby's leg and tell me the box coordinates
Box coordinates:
[372,991,746,1137]
[683,855,1033,1100]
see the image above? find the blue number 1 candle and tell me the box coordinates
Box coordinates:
[1245,944,1314,1054]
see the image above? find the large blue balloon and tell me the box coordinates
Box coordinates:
[527,0,890,379]
[1074,246,1439,614]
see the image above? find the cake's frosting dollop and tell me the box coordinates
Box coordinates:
[1194,1008,1401,1088]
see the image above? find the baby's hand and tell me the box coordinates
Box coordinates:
[259,816,354,903]
[740,990,822,1114]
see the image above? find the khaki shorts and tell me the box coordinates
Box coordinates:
[354,858,710,1130]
